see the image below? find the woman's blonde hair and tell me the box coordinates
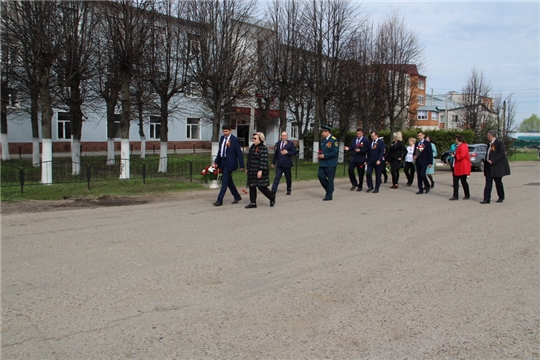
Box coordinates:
[408,137,416,144]
[254,132,265,142]
[393,131,403,141]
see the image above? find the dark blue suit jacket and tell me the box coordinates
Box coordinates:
[348,136,370,163]
[271,140,297,168]
[367,138,385,165]
[214,135,245,171]
[414,140,433,167]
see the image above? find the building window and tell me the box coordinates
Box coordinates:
[291,122,299,139]
[451,115,459,123]
[186,82,201,98]
[432,112,438,120]
[418,79,425,89]
[7,88,18,107]
[417,111,428,120]
[417,95,424,105]
[57,112,72,140]
[113,114,122,138]
[150,116,161,140]
[186,118,200,139]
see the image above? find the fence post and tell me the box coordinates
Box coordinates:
[19,146,22,159]
[19,167,24,194]
[153,144,156,155]
[86,165,91,190]
[174,144,176,154]
[189,161,193,182]
[142,162,146,184]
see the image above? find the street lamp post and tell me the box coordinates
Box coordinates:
[501,93,514,139]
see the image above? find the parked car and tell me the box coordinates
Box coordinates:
[468,144,488,171]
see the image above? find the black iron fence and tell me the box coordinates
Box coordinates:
[2,152,354,194]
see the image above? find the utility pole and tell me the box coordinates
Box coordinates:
[501,100,506,139]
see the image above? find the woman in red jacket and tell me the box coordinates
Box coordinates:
[449,135,471,200]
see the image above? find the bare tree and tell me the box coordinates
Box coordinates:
[5,1,61,183]
[374,10,424,134]
[184,0,258,160]
[146,0,193,171]
[101,0,156,179]
[302,0,360,161]
[459,68,496,142]
[55,1,99,175]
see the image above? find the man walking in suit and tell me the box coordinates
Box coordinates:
[213,124,245,206]
[414,131,433,194]
[344,128,369,191]
[317,125,339,201]
[365,131,385,193]
[271,131,297,195]
[481,130,511,204]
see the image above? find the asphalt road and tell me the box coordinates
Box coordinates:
[2,162,539,359]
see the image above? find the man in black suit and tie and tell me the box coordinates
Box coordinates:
[344,128,370,191]
[213,124,245,206]
[414,131,433,194]
[271,131,297,195]
[481,130,511,204]
[365,131,385,193]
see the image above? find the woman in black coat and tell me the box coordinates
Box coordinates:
[385,131,407,188]
[245,132,275,209]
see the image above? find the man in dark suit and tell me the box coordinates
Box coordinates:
[414,131,433,194]
[365,131,385,193]
[481,130,511,204]
[271,131,297,195]
[344,128,369,191]
[213,124,245,206]
[318,125,339,201]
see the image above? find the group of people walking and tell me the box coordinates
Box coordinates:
[212,124,511,208]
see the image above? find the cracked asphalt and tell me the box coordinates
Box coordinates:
[2,162,539,359]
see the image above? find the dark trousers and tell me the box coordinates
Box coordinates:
[318,166,336,199]
[217,167,241,203]
[483,174,505,201]
[366,163,382,190]
[404,162,415,185]
[271,166,292,193]
[249,186,273,204]
[389,160,401,185]
[348,161,365,188]
[453,175,470,198]
[416,163,430,192]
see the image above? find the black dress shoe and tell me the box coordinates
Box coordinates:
[357,187,362,192]
[480,200,490,204]
[286,191,291,195]
[212,202,222,206]
[366,188,373,192]
[245,203,257,208]
[350,186,357,191]
[425,187,430,194]
[416,191,424,194]
[323,197,332,201]
[373,189,379,193]
[449,197,458,201]
[463,196,470,200]
[431,183,435,189]
[270,196,275,207]
[496,199,504,203]
[231,197,242,204]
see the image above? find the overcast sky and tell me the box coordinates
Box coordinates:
[360,0,540,125]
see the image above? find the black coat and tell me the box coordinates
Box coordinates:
[485,138,511,178]
[385,140,407,162]
[247,143,270,188]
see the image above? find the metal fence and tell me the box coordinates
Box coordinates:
[1,152,354,194]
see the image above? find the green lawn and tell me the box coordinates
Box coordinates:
[509,151,540,161]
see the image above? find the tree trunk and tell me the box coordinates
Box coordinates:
[1,77,10,160]
[39,70,53,184]
[158,96,169,172]
[31,89,40,166]
[70,91,83,175]
[119,74,130,179]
